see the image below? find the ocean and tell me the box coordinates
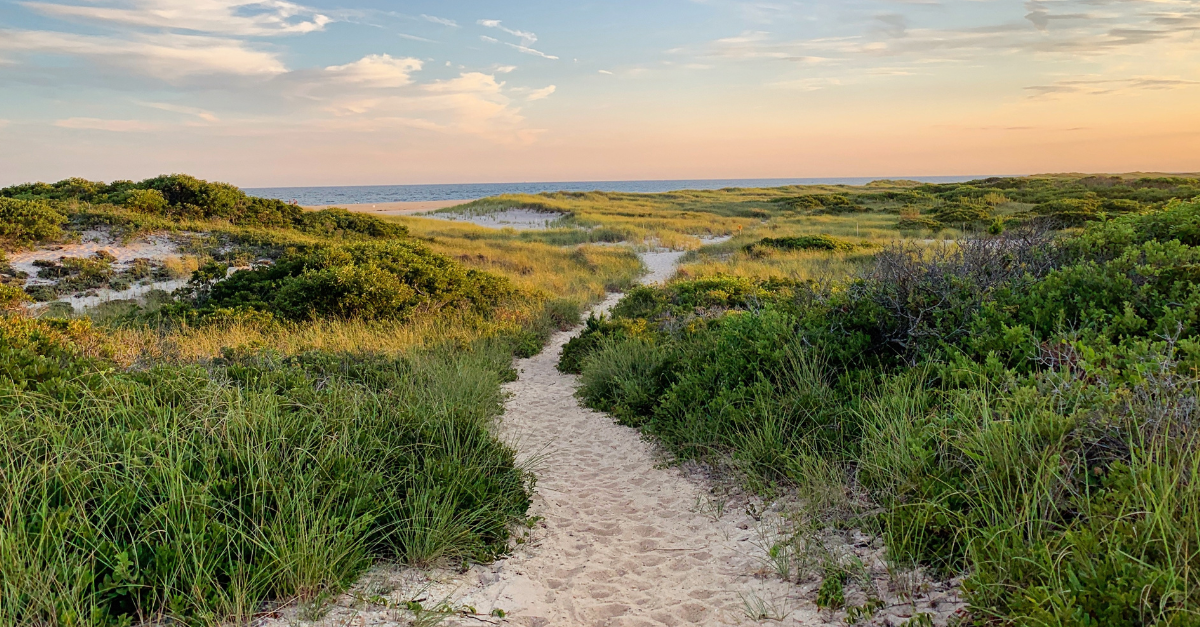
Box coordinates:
[244,176,988,206]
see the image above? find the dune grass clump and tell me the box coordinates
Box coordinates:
[0,315,530,625]
[567,198,1200,625]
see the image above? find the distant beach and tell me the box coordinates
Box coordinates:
[247,176,986,206]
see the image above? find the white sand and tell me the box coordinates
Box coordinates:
[259,251,965,627]
[8,231,190,311]
[7,230,180,281]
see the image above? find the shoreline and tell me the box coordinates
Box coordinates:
[304,200,476,215]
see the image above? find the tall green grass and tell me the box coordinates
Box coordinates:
[0,343,529,625]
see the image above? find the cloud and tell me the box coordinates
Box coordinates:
[138,101,219,121]
[478,19,537,45]
[22,0,331,36]
[325,54,422,88]
[295,61,540,144]
[1025,76,1200,97]
[55,117,160,132]
[421,14,458,27]
[478,35,559,60]
[0,29,287,79]
[694,1,1200,68]
[768,77,843,91]
[526,85,556,101]
[399,33,435,43]
[598,69,613,75]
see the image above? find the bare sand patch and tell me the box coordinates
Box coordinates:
[7,230,180,280]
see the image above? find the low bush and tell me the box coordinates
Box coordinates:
[189,240,517,322]
[747,235,865,253]
[0,197,66,249]
[295,208,408,239]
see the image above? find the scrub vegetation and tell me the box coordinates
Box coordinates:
[0,174,641,625]
[564,185,1200,625]
[4,172,1200,625]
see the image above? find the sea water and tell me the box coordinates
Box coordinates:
[245,176,987,206]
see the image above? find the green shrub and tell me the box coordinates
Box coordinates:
[0,197,66,248]
[295,208,408,239]
[748,235,863,253]
[0,286,28,311]
[558,315,646,374]
[122,188,169,214]
[196,241,517,322]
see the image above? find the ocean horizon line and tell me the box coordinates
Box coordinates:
[245,175,998,206]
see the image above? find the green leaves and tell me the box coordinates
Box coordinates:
[198,241,518,322]
[0,197,66,248]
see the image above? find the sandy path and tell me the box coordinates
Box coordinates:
[431,250,818,627]
[445,306,815,627]
[258,252,825,627]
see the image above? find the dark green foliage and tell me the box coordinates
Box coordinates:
[558,314,644,374]
[0,197,67,248]
[1,174,407,237]
[896,216,944,231]
[748,235,865,253]
[774,194,866,214]
[194,241,516,321]
[295,207,408,239]
[0,318,530,625]
[567,198,1200,624]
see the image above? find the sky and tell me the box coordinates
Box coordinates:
[0,0,1198,187]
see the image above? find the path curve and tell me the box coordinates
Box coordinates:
[260,251,823,627]
[440,250,817,627]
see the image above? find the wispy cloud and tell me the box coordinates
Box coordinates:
[478,19,537,45]
[138,101,219,122]
[768,76,843,91]
[479,35,559,60]
[421,14,458,28]
[696,2,1200,64]
[399,33,436,43]
[0,29,287,79]
[526,85,556,101]
[55,117,160,132]
[22,0,331,36]
[1026,76,1200,97]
